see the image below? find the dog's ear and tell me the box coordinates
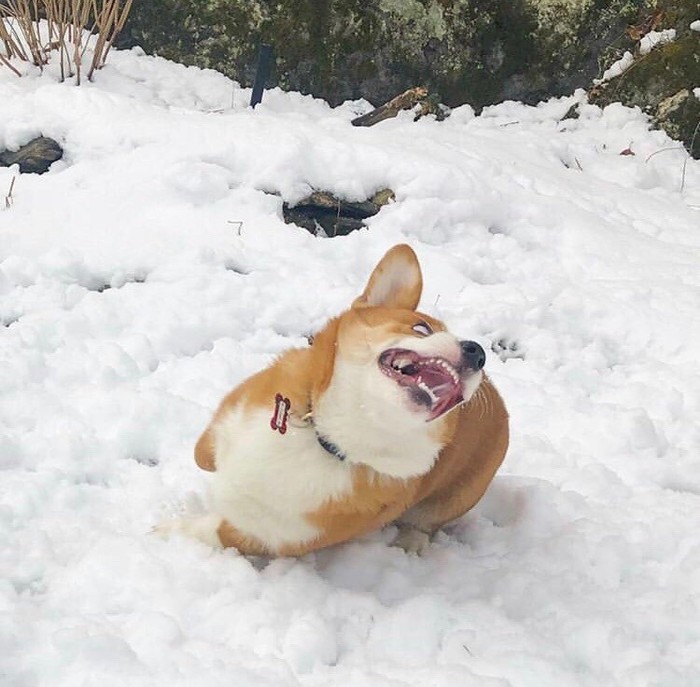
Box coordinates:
[352,244,423,310]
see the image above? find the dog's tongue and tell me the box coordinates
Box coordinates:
[379,348,464,421]
[420,367,451,389]
[414,367,463,421]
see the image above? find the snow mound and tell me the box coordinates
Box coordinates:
[1,47,700,686]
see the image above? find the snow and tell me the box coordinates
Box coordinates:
[596,51,635,84]
[596,28,679,84]
[638,29,676,55]
[596,27,679,84]
[690,19,700,32]
[2,47,700,687]
[593,24,680,84]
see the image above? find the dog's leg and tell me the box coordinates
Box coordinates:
[393,416,509,552]
[395,468,500,546]
[394,472,503,553]
[392,522,432,554]
[391,497,461,553]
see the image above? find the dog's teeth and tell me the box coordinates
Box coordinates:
[417,380,438,403]
[388,353,460,384]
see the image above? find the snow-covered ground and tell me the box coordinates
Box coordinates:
[1,47,700,687]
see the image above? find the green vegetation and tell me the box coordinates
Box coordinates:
[118,1,698,153]
[591,0,700,157]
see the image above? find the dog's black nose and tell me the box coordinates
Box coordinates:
[460,340,486,371]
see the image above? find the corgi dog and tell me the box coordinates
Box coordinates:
[160,244,508,555]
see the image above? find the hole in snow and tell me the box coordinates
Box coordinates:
[282,189,395,238]
[90,273,148,293]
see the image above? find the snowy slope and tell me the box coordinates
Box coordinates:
[1,48,700,687]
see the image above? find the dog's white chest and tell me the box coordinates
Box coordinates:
[209,406,353,549]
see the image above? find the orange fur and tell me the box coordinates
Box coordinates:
[190,244,509,556]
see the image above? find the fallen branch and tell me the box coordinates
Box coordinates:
[351,87,429,127]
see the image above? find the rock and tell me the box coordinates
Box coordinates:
[282,189,395,238]
[0,136,64,174]
[589,0,700,157]
[117,0,642,110]
[115,1,698,152]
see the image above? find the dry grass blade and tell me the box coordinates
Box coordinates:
[0,9,23,59]
[0,49,21,75]
[644,146,686,163]
[1,5,32,61]
[88,0,132,79]
[0,0,133,80]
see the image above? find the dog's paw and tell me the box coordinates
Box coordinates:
[392,525,431,555]
[152,515,223,548]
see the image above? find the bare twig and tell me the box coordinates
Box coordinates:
[227,220,243,236]
[0,51,22,76]
[681,120,700,194]
[351,87,429,127]
[5,176,17,209]
[644,146,686,163]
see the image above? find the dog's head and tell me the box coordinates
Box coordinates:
[309,245,485,476]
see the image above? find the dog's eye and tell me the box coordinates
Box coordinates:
[412,321,433,337]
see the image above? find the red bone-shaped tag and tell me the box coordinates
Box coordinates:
[270,393,291,434]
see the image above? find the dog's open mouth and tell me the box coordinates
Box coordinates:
[378,348,464,421]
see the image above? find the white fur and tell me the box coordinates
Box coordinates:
[159,341,478,548]
[159,325,483,550]
[398,331,462,365]
[159,245,487,553]
[461,367,483,405]
[313,330,482,479]
[314,357,443,478]
[207,407,353,549]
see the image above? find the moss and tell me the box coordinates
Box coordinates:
[530,0,643,97]
[119,0,548,105]
[610,37,698,104]
[118,0,696,150]
[590,2,700,157]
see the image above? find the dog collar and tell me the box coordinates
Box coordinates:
[315,432,347,462]
[272,393,347,461]
[307,404,347,461]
